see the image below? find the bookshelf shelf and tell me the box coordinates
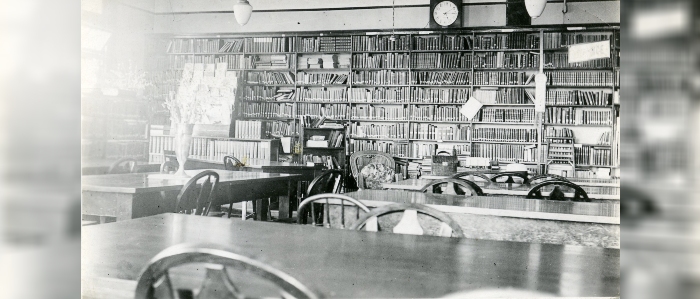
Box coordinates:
[154,28,620,174]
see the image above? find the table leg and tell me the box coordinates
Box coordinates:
[241,201,247,221]
[255,198,269,221]
[278,179,297,219]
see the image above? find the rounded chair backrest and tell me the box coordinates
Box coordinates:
[420,178,484,196]
[175,170,220,216]
[223,155,243,171]
[349,150,395,189]
[297,193,370,229]
[528,174,572,185]
[451,172,491,183]
[306,169,344,197]
[160,160,178,174]
[526,180,590,202]
[350,203,464,238]
[108,157,138,174]
[489,171,529,184]
[134,243,320,299]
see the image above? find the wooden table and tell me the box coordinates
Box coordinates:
[81,170,300,221]
[383,179,620,200]
[421,174,620,187]
[82,213,620,298]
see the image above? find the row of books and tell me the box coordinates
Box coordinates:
[233,120,264,139]
[580,110,614,125]
[598,131,612,145]
[351,35,411,51]
[302,155,342,169]
[574,145,613,166]
[296,72,348,85]
[544,108,613,125]
[411,53,472,69]
[472,128,537,142]
[473,52,539,69]
[472,33,540,50]
[244,37,295,53]
[545,90,613,106]
[352,70,409,85]
[267,120,297,137]
[410,105,468,122]
[348,87,411,103]
[347,139,411,157]
[410,71,470,85]
[240,102,296,118]
[544,53,612,69]
[246,71,295,84]
[319,130,345,148]
[473,88,532,104]
[413,35,473,50]
[351,105,408,121]
[296,87,348,102]
[243,87,295,101]
[411,88,470,103]
[471,143,537,162]
[166,38,221,53]
[149,135,273,161]
[348,123,408,139]
[476,108,536,123]
[473,71,531,86]
[215,55,249,69]
[409,124,470,141]
[319,36,351,52]
[413,143,470,159]
[219,39,245,53]
[297,103,348,120]
[297,55,349,69]
[544,71,615,86]
[352,53,410,69]
[544,127,574,139]
[250,54,293,69]
[542,32,611,49]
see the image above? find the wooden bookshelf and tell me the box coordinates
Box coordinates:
[150,27,620,176]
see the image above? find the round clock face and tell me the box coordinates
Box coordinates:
[433,1,459,26]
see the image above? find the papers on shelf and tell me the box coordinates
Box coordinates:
[459,97,483,121]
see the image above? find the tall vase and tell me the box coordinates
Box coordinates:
[174,123,194,177]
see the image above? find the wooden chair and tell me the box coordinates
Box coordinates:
[160,160,178,174]
[223,155,244,171]
[451,172,491,183]
[107,157,137,174]
[489,171,529,184]
[297,193,370,229]
[420,178,484,196]
[526,180,590,202]
[306,169,344,196]
[350,203,464,237]
[349,150,395,189]
[174,170,220,216]
[134,243,320,299]
[528,173,572,185]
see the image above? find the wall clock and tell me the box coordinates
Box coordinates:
[429,0,462,28]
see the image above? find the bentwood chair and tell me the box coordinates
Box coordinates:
[306,169,344,197]
[222,155,256,219]
[489,171,529,184]
[174,170,220,216]
[160,160,178,173]
[134,243,320,299]
[526,180,590,202]
[107,157,138,174]
[420,178,484,196]
[450,172,491,183]
[350,203,464,237]
[527,173,572,185]
[349,150,396,189]
[297,193,370,229]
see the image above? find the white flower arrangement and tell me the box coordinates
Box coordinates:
[102,60,152,92]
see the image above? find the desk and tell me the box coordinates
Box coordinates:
[81,170,300,221]
[82,213,620,298]
[383,179,620,200]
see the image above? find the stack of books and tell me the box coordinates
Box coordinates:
[322,54,338,68]
[254,55,289,69]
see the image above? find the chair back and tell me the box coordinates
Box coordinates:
[349,150,395,189]
[223,155,244,171]
[160,160,178,174]
[134,243,320,299]
[489,171,529,184]
[528,174,571,185]
[297,193,370,229]
[306,169,344,197]
[420,178,484,196]
[107,157,138,174]
[174,170,220,215]
[451,172,491,183]
[350,203,464,237]
[526,180,590,202]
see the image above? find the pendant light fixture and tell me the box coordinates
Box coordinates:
[524,0,547,18]
[233,0,253,26]
[389,0,397,42]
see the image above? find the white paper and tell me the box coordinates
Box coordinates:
[534,73,548,113]
[460,97,483,121]
[568,40,611,63]
[281,137,291,153]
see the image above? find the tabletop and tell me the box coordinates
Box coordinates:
[81,169,300,194]
[343,189,619,224]
[383,179,620,200]
[188,156,321,170]
[82,213,620,298]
